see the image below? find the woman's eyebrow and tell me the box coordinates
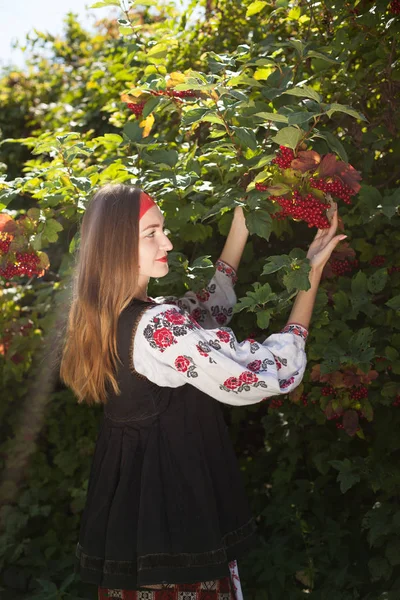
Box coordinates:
[142,220,165,232]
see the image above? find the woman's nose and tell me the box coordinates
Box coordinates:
[162,234,173,250]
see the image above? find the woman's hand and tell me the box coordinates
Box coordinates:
[306,201,348,271]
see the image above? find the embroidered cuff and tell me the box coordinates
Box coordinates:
[281,322,309,341]
[215,259,238,285]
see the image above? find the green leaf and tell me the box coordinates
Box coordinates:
[282,267,311,292]
[328,459,361,494]
[367,268,388,294]
[314,131,348,162]
[287,111,319,126]
[245,209,272,239]
[307,50,340,64]
[147,43,170,59]
[143,149,179,168]
[248,154,275,170]
[254,112,289,124]
[42,218,63,244]
[201,113,225,125]
[283,85,321,103]
[181,108,211,127]
[246,0,268,17]
[103,133,123,144]
[142,96,161,119]
[232,126,258,150]
[262,254,291,275]
[271,127,303,150]
[123,121,144,143]
[386,295,400,310]
[325,103,367,121]
[256,310,271,329]
[381,188,400,219]
[90,0,120,7]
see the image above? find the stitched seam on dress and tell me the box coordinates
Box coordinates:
[128,303,158,379]
[75,517,257,575]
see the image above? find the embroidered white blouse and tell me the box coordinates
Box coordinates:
[132,259,308,407]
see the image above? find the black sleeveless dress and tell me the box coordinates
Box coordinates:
[74,298,258,590]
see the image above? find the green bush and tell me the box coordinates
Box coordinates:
[0,0,399,597]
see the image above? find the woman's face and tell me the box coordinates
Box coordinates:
[138,201,173,281]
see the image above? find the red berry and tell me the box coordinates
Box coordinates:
[0,233,12,254]
[370,255,386,267]
[389,0,400,14]
[271,191,331,229]
[127,102,145,116]
[350,385,368,400]
[322,385,336,397]
[272,146,295,169]
[330,257,359,276]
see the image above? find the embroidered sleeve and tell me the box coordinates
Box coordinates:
[152,259,237,329]
[133,304,308,407]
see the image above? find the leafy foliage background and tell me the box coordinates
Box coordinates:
[0,0,399,598]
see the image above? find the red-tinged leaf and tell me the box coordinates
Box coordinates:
[324,400,343,420]
[343,409,359,436]
[336,161,362,193]
[0,214,17,234]
[266,183,291,196]
[291,150,321,173]
[318,153,337,178]
[343,370,362,388]
[310,364,321,382]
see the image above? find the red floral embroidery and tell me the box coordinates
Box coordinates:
[196,343,209,357]
[224,377,240,389]
[153,327,176,349]
[164,309,186,325]
[216,330,230,343]
[216,259,238,284]
[195,289,210,302]
[191,308,202,322]
[175,355,190,372]
[281,375,295,389]
[275,358,282,370]
[247,359,261,372]
[216,313,227,325]
[239,371,259,384]
[281,323,308,341]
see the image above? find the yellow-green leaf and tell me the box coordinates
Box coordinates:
[246,1,268,18]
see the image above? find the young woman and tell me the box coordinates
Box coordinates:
[60,183,345,600]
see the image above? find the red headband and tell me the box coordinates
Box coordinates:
[139,193,157,219]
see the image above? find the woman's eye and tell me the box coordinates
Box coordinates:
[147,227,170,238]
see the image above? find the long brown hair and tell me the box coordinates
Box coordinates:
[59,183,144,405]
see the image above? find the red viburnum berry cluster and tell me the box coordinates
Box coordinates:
[271,146,295,169]
[0,233,12,254]
[126,89,197,117]
[256,147,361,229]
[270,398,284,409]
[393,395,400,407]
[0,251,42,279]
[389,0,400,14]
[350,385,369,400]
[270,190,331,229]
[388,265,400,274]
[309,177,355,205]
[330,257,359,276]
[370,255,386,267]
[127,102,146,116]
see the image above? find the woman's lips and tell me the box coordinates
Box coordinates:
[156,256,168,262]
